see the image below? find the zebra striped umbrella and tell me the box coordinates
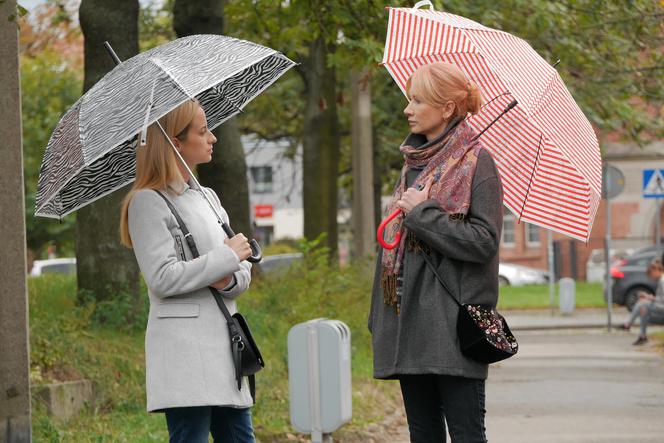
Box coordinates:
[35,34,295,219]
[382,2,602,241]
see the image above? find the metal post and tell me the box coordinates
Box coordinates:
[548,230,555,315]
[657,198,661,253]
[605,195,613,332]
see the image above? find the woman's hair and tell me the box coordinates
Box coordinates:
[406,62,482,118]
[119,99,200,248]
[648,259,664,273]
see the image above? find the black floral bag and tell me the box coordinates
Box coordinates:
[421,252,518,364]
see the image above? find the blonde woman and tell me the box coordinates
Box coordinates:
[119,99,255,442]
[368,62,503,442]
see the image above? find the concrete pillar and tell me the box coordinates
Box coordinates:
[0,1,32,442]
[351,69,376,258]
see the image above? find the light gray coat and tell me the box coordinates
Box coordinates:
[369,148,503,381]
[128,179,253,412]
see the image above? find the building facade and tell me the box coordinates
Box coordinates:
[499,141,664,281]
[244,136,303,244]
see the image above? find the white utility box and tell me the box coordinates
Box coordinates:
[559,277,576,314]
[287,319,352,442]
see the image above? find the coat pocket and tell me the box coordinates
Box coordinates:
[156,303,200,318]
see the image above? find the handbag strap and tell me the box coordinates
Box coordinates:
[153,190,235,324]
[420,251,463,307]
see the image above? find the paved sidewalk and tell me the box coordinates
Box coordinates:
[502,307,664,331]
[390,329,664,443]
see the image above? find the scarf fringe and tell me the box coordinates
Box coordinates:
[381,269,398,308]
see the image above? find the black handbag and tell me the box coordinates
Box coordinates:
[421,252,518,364]
[155,190,264,402]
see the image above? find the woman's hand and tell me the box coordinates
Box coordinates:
[210,274,233,289]
[397,178,433,214]
[225,234,251,261]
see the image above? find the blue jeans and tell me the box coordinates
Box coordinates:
[399,374,487,443]
[164,406,255,443]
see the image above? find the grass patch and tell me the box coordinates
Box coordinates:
[29,242,401,441]
[498,282,605,310]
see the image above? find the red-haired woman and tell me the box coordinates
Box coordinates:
[369,62,503,442]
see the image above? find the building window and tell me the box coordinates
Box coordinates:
[250,166,273,194]
[526,223,541,246]
[502,210,515,247]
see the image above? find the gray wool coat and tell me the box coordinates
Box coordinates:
[368,146,503,381]
[128,179,253,412]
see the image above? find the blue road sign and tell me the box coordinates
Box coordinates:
[643,169,664,198]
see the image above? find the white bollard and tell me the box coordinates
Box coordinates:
[559,277,576,314]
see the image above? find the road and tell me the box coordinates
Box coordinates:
[389,329,664,443]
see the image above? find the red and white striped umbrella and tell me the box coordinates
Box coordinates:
[382,1,602,241]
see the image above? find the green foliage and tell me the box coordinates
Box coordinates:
[261,237,301,255]
[28,274,93,383]
[21,49,81,257]
[78,281,150,332]
[139,0,175,51]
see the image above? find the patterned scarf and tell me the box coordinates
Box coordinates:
[381,119,483,308]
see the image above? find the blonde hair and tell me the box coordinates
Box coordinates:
[406,62,482,118]
[119,99,200,248]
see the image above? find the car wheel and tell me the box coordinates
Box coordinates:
[624,286,649,312]
[498,276,510,287]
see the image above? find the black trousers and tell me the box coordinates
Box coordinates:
[399,374,487,443]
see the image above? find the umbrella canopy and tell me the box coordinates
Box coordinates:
[35,34,296,219]
[382,2,602,241]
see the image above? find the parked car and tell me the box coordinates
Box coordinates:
[585,248,635,283]
[30,258,76,277]
[498,263,549,286]
[609,247,661,311]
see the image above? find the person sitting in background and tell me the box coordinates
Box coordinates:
[619,259,664,345]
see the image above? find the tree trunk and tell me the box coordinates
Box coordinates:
[173,0,252,238]
[76,0,140,302]
[0,0,32,438]
[302,37,340,254]
[351,68,375,258]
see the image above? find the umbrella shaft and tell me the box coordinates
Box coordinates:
[472,99,518,141]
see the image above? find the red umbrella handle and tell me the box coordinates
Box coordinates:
[377,208,403,250]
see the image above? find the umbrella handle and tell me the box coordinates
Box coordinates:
[220,222,263,263]
[377,208,403,250]
[413,0,434,10]
[247,240,263,264]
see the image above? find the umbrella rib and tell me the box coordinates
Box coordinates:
[518,134,543,223]
[212,87,244,114]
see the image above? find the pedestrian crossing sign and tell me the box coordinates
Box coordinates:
[643,169,664,198]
